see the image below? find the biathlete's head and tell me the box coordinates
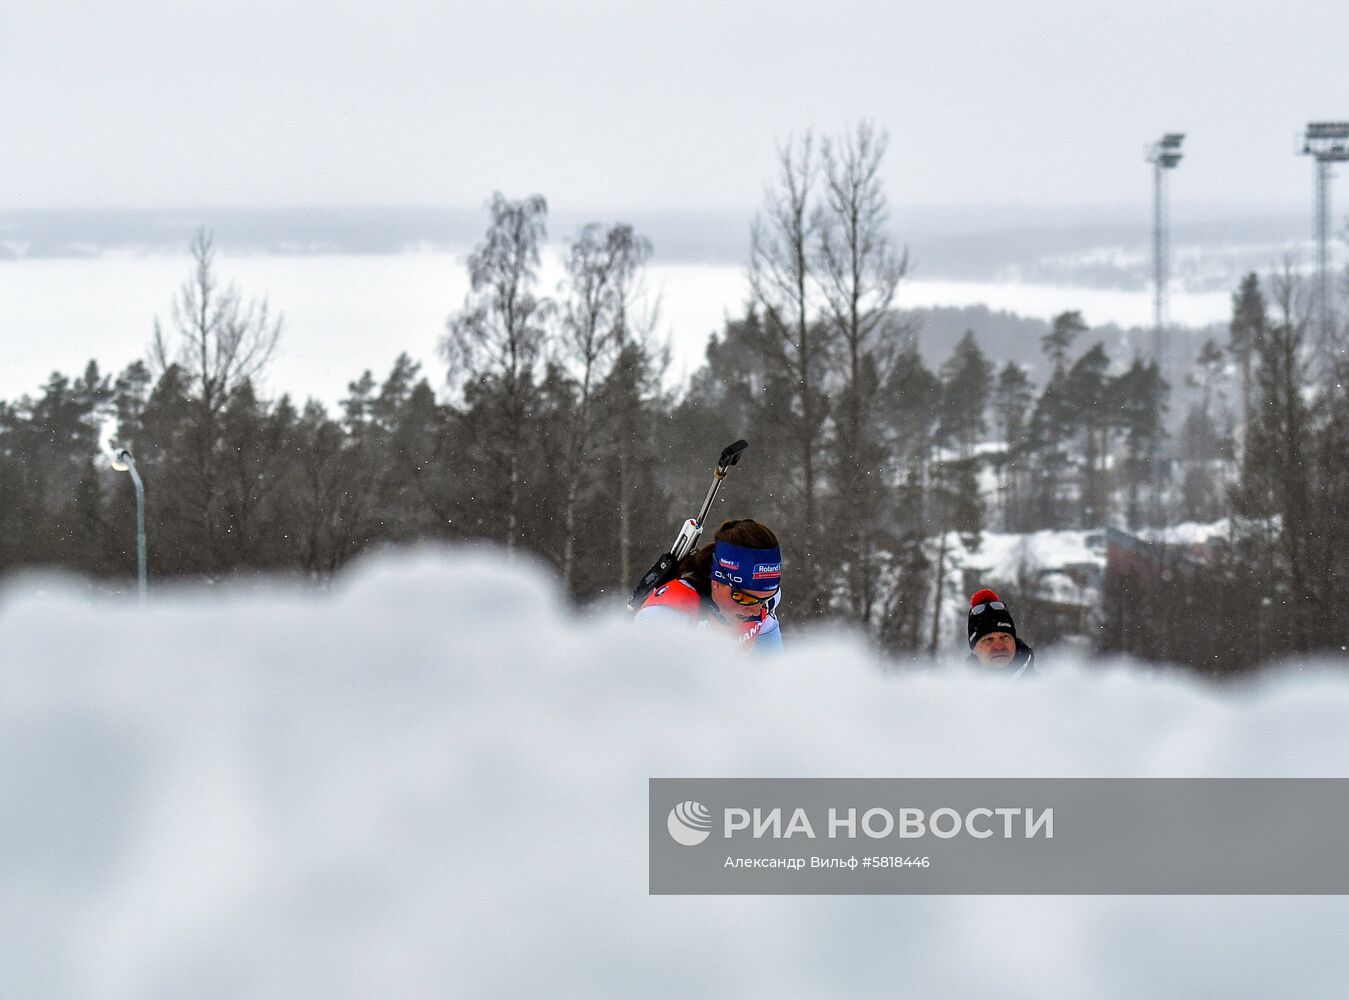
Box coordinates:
[706,518,781,622]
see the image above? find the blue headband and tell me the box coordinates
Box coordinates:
[711,541,782,591]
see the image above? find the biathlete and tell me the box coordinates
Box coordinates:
[634,518,783,653]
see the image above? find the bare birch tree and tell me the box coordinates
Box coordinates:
[814,121,907,621]
[749,132,833,616]
[607,229,660,594]
[556,222,652,589]
[152,228,282,416]
[150,227,282,575]
[443,193,551,553]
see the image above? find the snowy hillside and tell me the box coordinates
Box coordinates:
[2,548,1346,999]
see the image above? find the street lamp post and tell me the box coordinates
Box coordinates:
[111,448,147,602]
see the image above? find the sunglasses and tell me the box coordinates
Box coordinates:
[727,586,775,607]
[971,601,1006,614]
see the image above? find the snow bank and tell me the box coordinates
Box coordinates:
[1145,518,1234,547]
[967,528,1104,580]
[1,548,1346,1000]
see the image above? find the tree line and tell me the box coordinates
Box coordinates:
[1,121,1345,675]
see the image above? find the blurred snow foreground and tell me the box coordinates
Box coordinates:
[1,547,1346,1000]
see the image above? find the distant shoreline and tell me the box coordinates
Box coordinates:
[0,204,1326,292]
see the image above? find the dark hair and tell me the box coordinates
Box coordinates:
[677,518,780,592]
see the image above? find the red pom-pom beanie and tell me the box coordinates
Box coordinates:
[968,589,1016,648]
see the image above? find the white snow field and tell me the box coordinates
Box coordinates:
[1,547,1347,1000]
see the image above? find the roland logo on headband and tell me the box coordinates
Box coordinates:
[712,541,782,589]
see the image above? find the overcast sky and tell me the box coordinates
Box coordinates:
[3,0,1345,214]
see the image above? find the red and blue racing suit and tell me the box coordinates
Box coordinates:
[634,578,783,653]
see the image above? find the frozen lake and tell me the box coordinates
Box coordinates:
[0,249,1233,408]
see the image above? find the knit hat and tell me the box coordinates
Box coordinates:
[968,588,1016,648]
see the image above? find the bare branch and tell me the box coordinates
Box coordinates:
[152,227,283,412]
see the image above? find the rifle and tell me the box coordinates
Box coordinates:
[627,439,749,610]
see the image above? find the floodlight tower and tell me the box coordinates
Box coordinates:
[1145,133,1185,368]
[1299,122,1349,351]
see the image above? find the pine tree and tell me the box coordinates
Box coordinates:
[1063,342,1110,526]
[1024,371,1072,528]
[1041,310,1087,376]
[4,365,111,566]
[217,379,286,570]
[938,331,992,460]
[1176,338,1230,521]
[291,399,376,576]
[1228,272,1267,447]
[1108,358,1168,529]
[991,362,1034,530]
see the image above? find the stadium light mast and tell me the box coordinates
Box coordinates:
[1298,122,1349,352]
[1145,132,1185,368]
[111,448,147,602]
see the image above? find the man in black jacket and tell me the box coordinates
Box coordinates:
[966,588,1035,677]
